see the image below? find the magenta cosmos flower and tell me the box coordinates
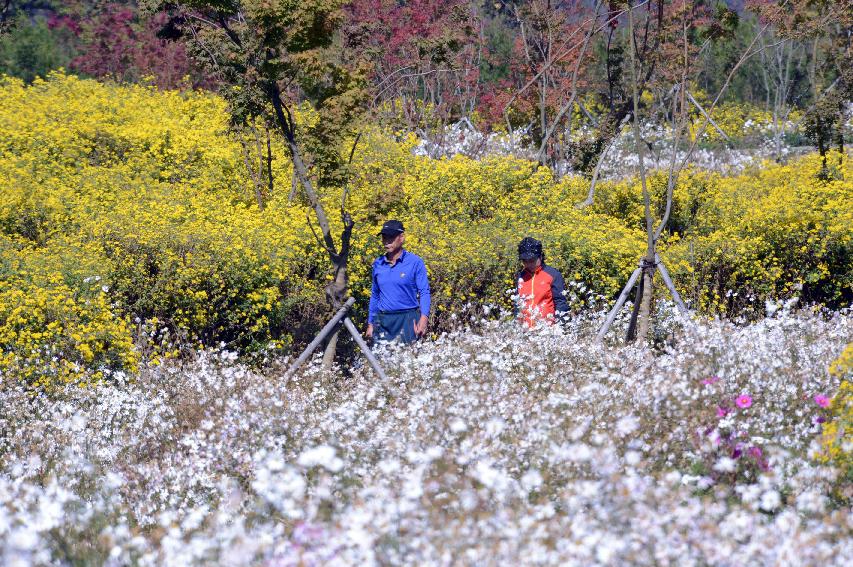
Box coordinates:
[814,394,830,408]
[735,394,752,409]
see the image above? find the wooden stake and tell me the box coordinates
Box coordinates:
[655,253,690,317]
[285,297,356,377]
[343,317,388,381]
[596,267,642,343]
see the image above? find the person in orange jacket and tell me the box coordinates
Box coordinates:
[516,237,569,327]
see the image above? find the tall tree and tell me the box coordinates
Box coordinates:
[144,0,368,365]
[501,0,604,171]
[596,0,748,343]
[750,0,853,173]
[346,0,480,148]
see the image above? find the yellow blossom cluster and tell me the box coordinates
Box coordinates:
[573,155,851,314]
[0,273,138,388]
[819,344,852,483]
[687,98,803,145]
[0,72,849,387]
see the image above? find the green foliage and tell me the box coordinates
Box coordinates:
[146,0,369,186]
[0,15,70,83]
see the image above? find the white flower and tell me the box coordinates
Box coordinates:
[713,457,737,473]
[449,418,467,433]
[615,415,639,437]
[378,459,401,475]
[472,460,510,492]
[8,526,39,551]
[484,417,505,438]
[297,445,343,472]
[521,469,543,492]
[795,490,826,515]
[759,490,782,512]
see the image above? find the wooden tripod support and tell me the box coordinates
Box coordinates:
[595,254,691,343]
[285,297,388,380]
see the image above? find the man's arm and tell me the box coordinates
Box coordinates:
[415,258,431,318]
[414,258,431,336]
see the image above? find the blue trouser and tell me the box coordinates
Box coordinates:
[375,308,420,344]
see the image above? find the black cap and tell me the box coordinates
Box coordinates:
[518,237,542,260]
[379,219,405,236]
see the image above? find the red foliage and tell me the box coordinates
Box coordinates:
[346,0,481,127]
[52,3,204,90]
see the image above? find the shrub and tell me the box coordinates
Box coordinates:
[0,276,138,388]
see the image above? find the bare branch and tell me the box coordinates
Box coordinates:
[176,4,222,76]
[577,100,599,128]
[306,211,337,257]
[627,1,654,257]
[578,113,630,208]
[685,89,731,144]
[535,0,605,164]
[265,127,274,199]
[218,14,243,48]
[675,18,776,173]
[372,69,454,106]
[503,1,651,116]
[340,132,363,216]
[655,11,691,241]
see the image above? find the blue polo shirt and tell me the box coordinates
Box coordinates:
[368,250,431,324]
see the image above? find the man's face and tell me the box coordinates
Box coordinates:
[382,232,404,255]
[522,256,541,273]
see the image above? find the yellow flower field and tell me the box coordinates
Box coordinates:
[0,72,850,386]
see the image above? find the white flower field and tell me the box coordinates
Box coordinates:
[1,308,850,566]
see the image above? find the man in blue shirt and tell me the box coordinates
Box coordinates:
[366,220,431,344]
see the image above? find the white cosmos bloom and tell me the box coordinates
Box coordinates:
[297,445,343,473]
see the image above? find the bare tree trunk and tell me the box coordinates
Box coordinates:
[265,127,274,198]
[322,328,340,369]
[637,270,654,340]
[627,1,655,343]
[237,124,267,210]
[268,81,353,369]
[323,247,352,370]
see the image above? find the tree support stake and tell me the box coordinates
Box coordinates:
[285,297,387,380]
[596,255,693,344]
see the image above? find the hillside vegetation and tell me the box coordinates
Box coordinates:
[1,73,850,387]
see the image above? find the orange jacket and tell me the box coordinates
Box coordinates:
[517,264,569,327]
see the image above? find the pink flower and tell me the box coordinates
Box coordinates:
[814,394,830,408]
[735,395,752,409]
[732,442,744,459]
[716,406,729,418]
[747,446,770,471]
[703,375,721,386]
